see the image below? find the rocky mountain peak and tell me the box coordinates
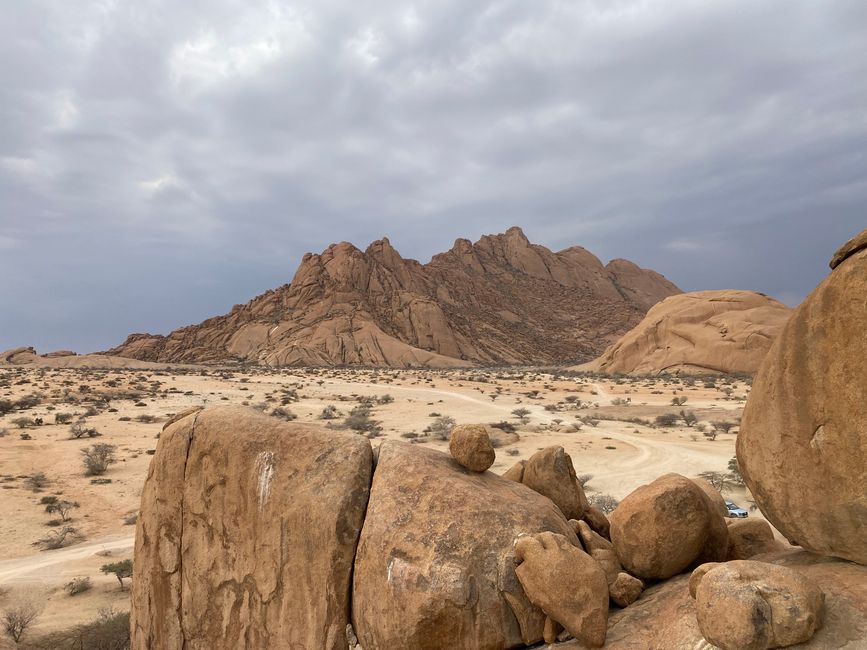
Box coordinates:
[107,228,682,367]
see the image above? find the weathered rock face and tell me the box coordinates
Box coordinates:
[107,227,680,367]
[552,549,867,650]
[352,441,579,650]
[449,424,496,472]
[574,520,644,608]
[580,290,791,375]
[738,229,867,565]
[130,407,373,650]
[520,446,589,521]
[515,532,609,648]
[609,473,728,580]
[692,560,825,650]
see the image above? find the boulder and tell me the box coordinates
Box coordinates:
[579,290,791,375]
[449,424,496,472]
[575,520,644,607]
[352,441,579,650]
[130,407,373,650]
[582,506,611,540]
[551,549,867,650]
[502,460,526,482]
[738,229,867,565]
[515,532,609,648]
[609,473,727,580]
[521,446,589,520]
[691,560,825,650]
[727,518,784,560]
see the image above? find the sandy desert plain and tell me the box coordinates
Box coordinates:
[0,363,767,643]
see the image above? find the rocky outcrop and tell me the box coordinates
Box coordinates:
[552,549,867,650]
[738,229,867,565]
[352,441,579,650]
[108,227,680,367]
[130,407,373,649]
[0,346,164,369]
[580,290,791,375]
[691,560,825,650]
[609,473,729,580]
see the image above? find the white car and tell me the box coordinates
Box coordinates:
[725,500,749,518]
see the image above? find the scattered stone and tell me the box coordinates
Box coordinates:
[575,519,644,607]
[691,560,825,650]
[515,531,609,648]
[448,423,496,472]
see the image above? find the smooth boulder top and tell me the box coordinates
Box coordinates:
[738,231,867,565]
[352,441,579,650]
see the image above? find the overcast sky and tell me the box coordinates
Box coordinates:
[1,0,865,353]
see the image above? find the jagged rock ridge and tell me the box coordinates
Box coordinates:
[108,227,681,367]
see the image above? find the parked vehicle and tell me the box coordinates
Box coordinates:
[725,500,749,518]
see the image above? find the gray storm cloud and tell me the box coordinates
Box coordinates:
[1,0,865,351]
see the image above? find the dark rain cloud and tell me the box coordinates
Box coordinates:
[1,0,865,351]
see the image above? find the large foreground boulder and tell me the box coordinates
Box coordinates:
[352,441,579,650]
[520,446,589,520]
[130,407,373,650]
[691,560,825,650]
[738,229,867,565]
[609,473,728,580]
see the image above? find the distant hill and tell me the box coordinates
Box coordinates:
[579,290,792,375]
[107,227,681,367]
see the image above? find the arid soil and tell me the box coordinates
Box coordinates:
[0,365,755,641]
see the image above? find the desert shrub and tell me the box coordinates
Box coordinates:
[122,512,138,525]
[27,608,129,650]
[64,576,92,596]
[712,420,736,434]
[489,421,516,433]
[343,406,381,437]
[680,410,698,427]
[377,394,394,404]
[696,470,729,492]
[54,412,74,425]
[727,457,744,485]
[655,413,679,427]
[511,408,531,424]
[318,405,338,419]
[45,500,79,522]
[70,419,100,439]
[670,396,688,406]
[100,559,133,590]
[26,472,48,490]
[0,399,13,415]
[428,415,456,440]
[588,493,619,514]
[1,597,42,645]
[37,526,83,550]
[81,443,117,476]
[505,448,520,456]
[134,414,158,423]
[11,417,36,429]
[38,495,58,506]
[270,407,297,421]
